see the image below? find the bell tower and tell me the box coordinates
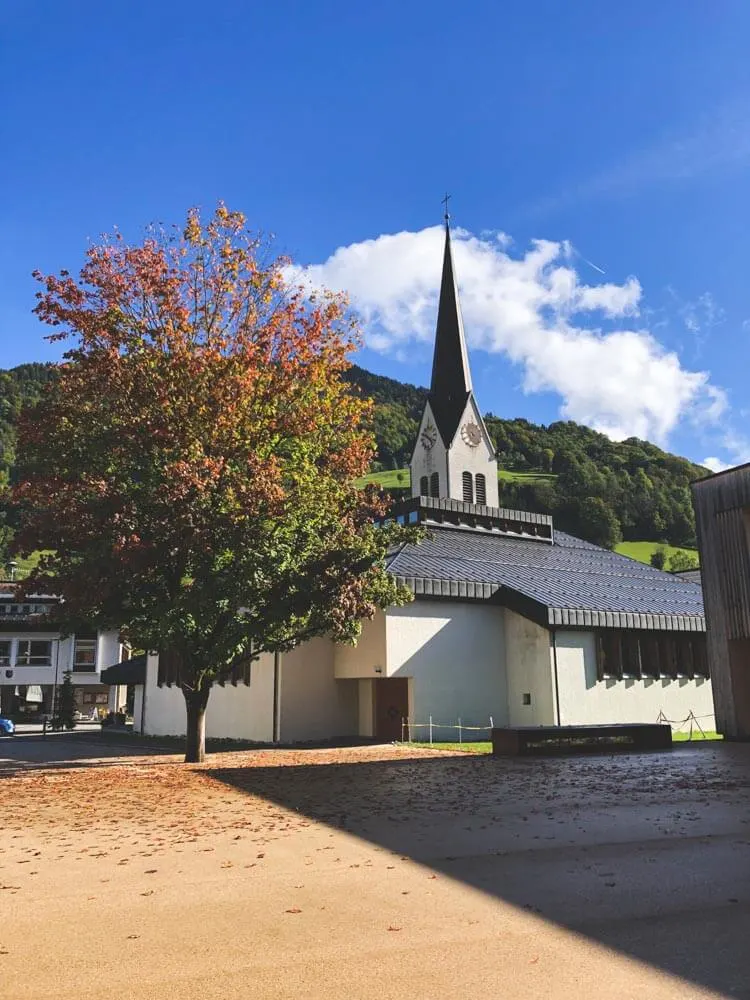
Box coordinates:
[409,207,499,507]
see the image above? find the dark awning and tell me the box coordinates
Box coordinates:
[100,654,146,686]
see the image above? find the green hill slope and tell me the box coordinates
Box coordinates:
[344,365,709,552]
[0,360,711,559]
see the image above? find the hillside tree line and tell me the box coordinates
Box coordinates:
[0,361,709,559]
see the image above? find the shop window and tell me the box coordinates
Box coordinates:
[0,640,10,666]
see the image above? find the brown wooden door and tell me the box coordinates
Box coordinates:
[374,678,409,741]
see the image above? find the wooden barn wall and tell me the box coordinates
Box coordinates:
[692,466,750,738]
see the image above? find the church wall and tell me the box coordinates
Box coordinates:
[504,609,556,726]
[553,631,716,729]
[446,398,499,507]
[334,612,387,679]
[279,638,358,742]
[141,651,276,742]
[358,679,375,737]
[384,600,507,735]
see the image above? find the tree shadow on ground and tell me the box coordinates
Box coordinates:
[207,742,750,999]
[0,731,386,777]
[0,732,181,776]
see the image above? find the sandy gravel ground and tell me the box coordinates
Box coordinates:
[1,738,749,999]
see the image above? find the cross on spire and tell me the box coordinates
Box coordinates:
[442,192,451,224]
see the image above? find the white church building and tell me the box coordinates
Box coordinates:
[108,220,714,743]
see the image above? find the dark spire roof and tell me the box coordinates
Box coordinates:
[428,221,473,445]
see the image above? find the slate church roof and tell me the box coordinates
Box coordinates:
[386,498,704,632]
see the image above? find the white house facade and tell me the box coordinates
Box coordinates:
[110,217,714,743]
[0,586,126,721]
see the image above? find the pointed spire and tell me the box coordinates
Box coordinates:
[428,212,473,445]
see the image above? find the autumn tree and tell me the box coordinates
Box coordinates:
[13,205,418,761]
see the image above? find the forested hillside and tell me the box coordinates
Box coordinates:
[0,364,57,565]
[344,364,710,551]
[0,363,57,483]
[0,361,710,559]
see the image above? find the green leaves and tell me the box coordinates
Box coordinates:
[13,204,420,707]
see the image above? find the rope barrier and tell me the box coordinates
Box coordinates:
[400,716,495,744]
[656,709,716,739]
[400,711,716,743]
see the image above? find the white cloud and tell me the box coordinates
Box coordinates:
[294,225,724,446]
[703,457,731,473]
[714,430,750,469]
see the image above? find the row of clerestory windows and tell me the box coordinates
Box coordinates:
[462,472,487,505]
[596,630,709,680]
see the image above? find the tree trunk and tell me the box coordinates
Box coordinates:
[183,685,211,763]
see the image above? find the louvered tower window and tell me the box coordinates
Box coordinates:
[419,475,429,496]
[429,472,439,497]
[475,473,486,505]
[462,472,474,503]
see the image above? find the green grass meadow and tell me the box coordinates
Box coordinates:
[357,467,556,490]
[406,730,721,754]
[358,469,698,569]
[614,540,699,567]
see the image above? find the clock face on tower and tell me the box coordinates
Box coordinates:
[460,420,482,447]
[420,421,437,451]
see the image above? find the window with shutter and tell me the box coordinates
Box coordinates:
[475,473,486,505]
[419,475,429,496]
[429,472,439,497]
[462,472,473,503]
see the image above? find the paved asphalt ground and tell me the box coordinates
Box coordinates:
[0,734,748,999]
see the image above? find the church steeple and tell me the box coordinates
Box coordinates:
[428,216,473,446]
[409,201,499,509]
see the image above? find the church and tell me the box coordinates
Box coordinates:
[112,219,715,743]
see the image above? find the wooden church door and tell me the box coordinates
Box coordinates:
[374,678,409,741]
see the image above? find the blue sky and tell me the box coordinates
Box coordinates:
[3,1,750,469]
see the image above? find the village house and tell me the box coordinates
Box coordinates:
[105,219,714,743]
[0,582,125,722]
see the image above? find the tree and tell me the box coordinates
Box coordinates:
[53,671,76,731]
[668,550,699,573]
[13,204,419,762]
[575,497,622,550]
[650,546,668,570]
